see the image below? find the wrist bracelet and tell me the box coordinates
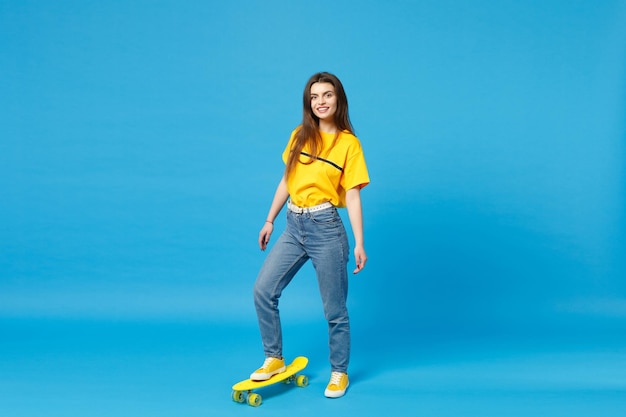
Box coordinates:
[265,220,273,225]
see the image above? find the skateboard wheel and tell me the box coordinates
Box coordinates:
[247,393,262,407]
[231,390,245,403]
[296,375,308,387]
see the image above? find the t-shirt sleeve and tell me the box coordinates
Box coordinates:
[341,140,370,191]
[282,129,298,164]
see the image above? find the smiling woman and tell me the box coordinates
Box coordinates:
[250,72,370,399]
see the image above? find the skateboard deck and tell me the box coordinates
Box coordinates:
[231,356,309,407]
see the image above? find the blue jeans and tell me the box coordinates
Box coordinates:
[253,206,351,373]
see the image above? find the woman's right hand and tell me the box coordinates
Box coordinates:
[258,176,288,251]
[258,222,274,251]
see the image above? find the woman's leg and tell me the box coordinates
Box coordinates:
[253,224,308,359]
[304,208,351,373]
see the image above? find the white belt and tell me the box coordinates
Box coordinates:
[288,201,333,214]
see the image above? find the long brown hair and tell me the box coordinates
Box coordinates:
[285,72,354,178]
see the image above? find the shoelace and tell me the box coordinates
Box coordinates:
[261,357,276,370]
[329,372,344,386]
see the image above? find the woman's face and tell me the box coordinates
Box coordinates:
[310,82,337,123]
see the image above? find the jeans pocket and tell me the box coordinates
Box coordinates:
[310,208,338,225]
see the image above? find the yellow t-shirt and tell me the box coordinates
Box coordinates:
[282,128,370,208]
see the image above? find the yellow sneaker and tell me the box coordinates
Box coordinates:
[324,372,349,398]
[250,357,286,381]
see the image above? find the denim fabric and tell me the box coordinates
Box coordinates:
[253,206,350,373]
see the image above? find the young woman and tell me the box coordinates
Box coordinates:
[251,72,369,399]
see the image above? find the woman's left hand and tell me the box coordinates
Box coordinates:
[353,245,367,274]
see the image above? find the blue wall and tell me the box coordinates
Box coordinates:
[1,0,625,342]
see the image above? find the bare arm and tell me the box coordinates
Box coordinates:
[259,176,289,250]
[345,186,367,274]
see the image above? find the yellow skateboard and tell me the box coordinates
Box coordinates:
[231,356,309,407]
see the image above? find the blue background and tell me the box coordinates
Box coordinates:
[1,1,625,416]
